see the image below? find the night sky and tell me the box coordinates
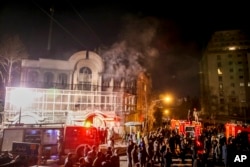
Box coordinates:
[1,0,250,97]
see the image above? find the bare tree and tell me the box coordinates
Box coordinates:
[0,34,28,87]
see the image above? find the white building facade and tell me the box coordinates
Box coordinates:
[2,51,137,132]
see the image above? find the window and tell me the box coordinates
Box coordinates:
[217,62,222,67]
[220,98,225,104]
[58,73,67,88]
[240,83,244,87]
[44,72,54,88]
[80,67,92,80]
[217,68,223,74]
[231,83,235,87]
[217,55,221,60]
[229,68,234,72]
[79,67,92,90]
[185,126,195,132]
[228,54,232,58]
[218,76,223,82]
[27,71,39,87]
[229,61,233,65]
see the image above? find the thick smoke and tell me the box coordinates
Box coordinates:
[102,15,160,81]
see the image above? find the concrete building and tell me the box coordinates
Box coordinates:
[200,30,250,123]
[2,50,151,133]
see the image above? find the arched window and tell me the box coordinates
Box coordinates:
[44,72,54,88]
[79,67,92,90]
[27,71,39,87]
[58,73,67,88]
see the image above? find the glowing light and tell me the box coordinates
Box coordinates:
[164,96,172,103]
[229,46,236,50]
[10,87,37,108]
[217,68,223,75]
[84,121,92,127]
[164,109,169,115]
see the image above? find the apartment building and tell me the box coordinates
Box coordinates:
[200,30,250,122]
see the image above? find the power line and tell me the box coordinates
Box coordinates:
[67,1,104,46]
[32,0,88,49]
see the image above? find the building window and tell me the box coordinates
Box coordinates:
[79,67,92,90]
[229,68,234,72]
[219,83,223,89]
[239,75,244,79]
[231,83,235,87]
[218,76,223,82]
[217,55,221,60]
[27,70,39,87]
[229,61,233,65]
[228,54,232,58]
[231,98,236,102]
[220,98,225,104]
[217,68,223,75]
[44,72,54,88]
[217,62,222,67]
[58,73,67,88]
[230,76,234,79]
[231,91,235,95]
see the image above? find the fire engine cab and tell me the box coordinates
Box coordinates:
[62,125,100,154]
[170,119,202,139]
[0,124,100,165]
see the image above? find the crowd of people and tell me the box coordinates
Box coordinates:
[125,125,250,167]
[64,145,119,167]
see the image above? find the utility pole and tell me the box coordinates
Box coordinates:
[47,7,54,51]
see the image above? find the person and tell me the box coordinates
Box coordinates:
[64,153,74,167]
[110,149,120,167]
[79,157,88,167]
[138,146,148,167]
[106,146,113,157]
[127,139,134,167]
[153,140,160,163]
[131,144,139,167]
[163,148,172,167]
[92,152,103,167]
[193,154,202,167]
[222,142,228,167]
[193,108,199,122]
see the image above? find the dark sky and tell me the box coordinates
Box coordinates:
[1,0,250,97]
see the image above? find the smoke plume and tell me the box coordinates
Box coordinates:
[102,14,160,81]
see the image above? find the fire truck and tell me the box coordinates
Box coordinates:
[62,125,100,154]
[170,119,202,139]
[225,122,250,143]
[0,124,100,165]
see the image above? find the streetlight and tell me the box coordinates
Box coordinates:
[146,94,174,130]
